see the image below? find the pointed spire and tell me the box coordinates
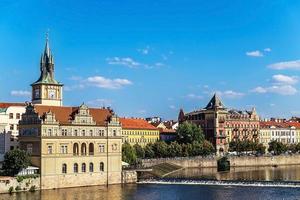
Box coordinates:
[44,31,51,57]
[178,108,185,123]
[205,93,225,110]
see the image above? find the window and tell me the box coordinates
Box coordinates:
[89,130,93,136]
[113,130,117,136]
[9,113,13,119]
[61,129,67,136]
[27,144,33,154]
[62,164,67,174]
[47,145,53,154]
[16,113,21,119]
[73,143,79,155]
[82,130,85,136]
[48,129,52,136]
[100,162,104,172]
[81,143,87,155]
[74,130,78,136]
[89,143,94,155]
[99,144,105,153]
[82,163,86,172]
[74,163,78,173]
[61,145,68,154]
[10,124,14,130]
[89,163,94,172]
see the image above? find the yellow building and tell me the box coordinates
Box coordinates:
[18,36,122,189]
[120,118,159,146]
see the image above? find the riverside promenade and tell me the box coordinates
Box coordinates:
[141,154,300,168]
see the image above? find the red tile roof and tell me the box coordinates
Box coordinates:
[120,118,158,130]
[0,102,26,108]
[34,105,112,126]
[260,121,300,129]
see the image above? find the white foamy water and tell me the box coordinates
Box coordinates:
[138,179,300,188]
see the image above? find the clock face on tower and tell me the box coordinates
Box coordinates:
[48,89,56,99]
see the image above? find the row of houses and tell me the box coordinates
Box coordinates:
[179,94,300,154]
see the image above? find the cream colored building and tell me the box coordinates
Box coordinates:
[18,36,122,189]
[120,118,159,146]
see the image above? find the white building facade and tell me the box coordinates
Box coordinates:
[0,104,26,161]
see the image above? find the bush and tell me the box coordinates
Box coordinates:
[8,186,14,194]
[29,185,36,192]
[133,144,145,159]
[176,122,204,144]
[268,141,287,155]
[15,185,21,191]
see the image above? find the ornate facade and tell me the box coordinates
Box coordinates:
[18,36,122,189]
[179,94,260,154]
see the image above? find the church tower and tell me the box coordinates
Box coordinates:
[31,34,63,106]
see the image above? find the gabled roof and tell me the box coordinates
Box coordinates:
[260,121,300,129]
[205,93,225,109]
[120,118,158,130]
[34,105,112,126]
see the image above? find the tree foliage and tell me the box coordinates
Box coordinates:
[268,141,288,155]
[122,142,137,165]
[176,122,205,144]
[2,149,31,176]
[133,143,145,159]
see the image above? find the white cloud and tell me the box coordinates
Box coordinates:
[69,76,82,81]
[264,48,272,52]
[137,109,147,114]
[106,57,141,68]
[217,90,245,99]
[86,76,132,89]
[251,85,297,95]
[272,74,298,85]
[169,105,176,110]
[268,60,300,70]
[87,99,113,107]
[246,50,264,57]
[185,94,203,100]
[137,46,150,55]
[10,90,31,97]
[64,84,85,91]
[251,87,267,93]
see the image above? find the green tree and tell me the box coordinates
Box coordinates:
[168,142,183,157]
[133,143,145,159]
[122,142,137,165]
[2,149,31,176]
[255,143,266,154]
[268,141,287,155]
[201,140,215,156]
[152,141,169,158]
[176,122,205,144]
[144,143,155,158]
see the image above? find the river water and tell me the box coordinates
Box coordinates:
[1,165,300,200]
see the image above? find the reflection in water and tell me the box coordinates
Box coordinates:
[1,165,300,200]
[166,165,300,181]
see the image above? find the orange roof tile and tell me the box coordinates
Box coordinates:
[0,102,26,108]
[34,105,112,126]
[260,121,300,129]
[120,118,158,130]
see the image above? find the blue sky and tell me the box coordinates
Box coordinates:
[1,0,300,120]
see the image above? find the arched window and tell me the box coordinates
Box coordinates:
[89,130,93,136]
[62,164,67,174]
[82,130,85,136]
[89,143,94,155]
[73,143,79,155]
[100,162,104,172]
[74,163,78,173]
[89,162,94,172]
[82,163,86,172]
[81,143,87,155]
